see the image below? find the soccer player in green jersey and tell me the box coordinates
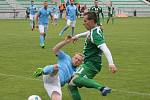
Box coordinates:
[107,1,115,24]
[89,0,104,28]
[67,12,117,100]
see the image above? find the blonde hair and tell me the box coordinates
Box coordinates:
[75,53,84,59]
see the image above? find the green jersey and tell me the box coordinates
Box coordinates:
[83,27,105,70]
[108,6,115,17]
[89,6,104,25]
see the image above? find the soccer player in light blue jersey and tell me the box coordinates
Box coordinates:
[35,1,53,48]
[28,0,37,31]
[59,0,78,36]
[33,36,84,100]
[52,2,60,26]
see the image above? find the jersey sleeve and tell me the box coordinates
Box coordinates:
[91,29,105,46]
[56,51,69,60]
[66,6,69,15]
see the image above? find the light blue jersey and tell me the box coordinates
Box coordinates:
[57,51,76,86]
[66,5,78,21]
[38,7,52,25]
[43,51,77,86]
[29,5,37,15]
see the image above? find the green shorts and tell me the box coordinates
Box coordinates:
[75,61,102,79]
[108,13,113,17]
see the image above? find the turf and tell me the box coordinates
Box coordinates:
[0,17,150,100]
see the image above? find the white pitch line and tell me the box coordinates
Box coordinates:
[112,89,150,96]
[0,73,150,96]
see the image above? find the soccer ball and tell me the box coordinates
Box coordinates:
[28,95,41,100]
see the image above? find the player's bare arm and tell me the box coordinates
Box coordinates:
[52,36,72,54]
[35,13,39,28]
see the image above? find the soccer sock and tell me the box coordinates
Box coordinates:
[71,27,75,36]
[73,76,104,90]
[30,20,34,29]
[33,20,35,28]
[43,65,54,75]
[68,85,81,100]
[44,33,46,40]
[60,26,69,35]
[40,34,44,46]
[107,17,110,24]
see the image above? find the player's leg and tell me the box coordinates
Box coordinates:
[54,14,59,26]
[71,20,76,36]
[68,85,81,100]
[33,64,58,77]
[43,74,62,100]
[39,25,45,48]
[43,65,55,74]
[69,63,111,96]
[51,91,61,100]
[33,15,35,29]
[107,13,111,24]
[54,18,58,26]
[71,67,104,89]
[107,17,110,24]
[112,15,114,24]
[43,25,48,43]
[29,14,34,31]
[59,19,70,36]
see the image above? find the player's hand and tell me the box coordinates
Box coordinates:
[109,64,117,73]
[33,68,43,78]
[35,24,39,28]
[65,35,72,43]
[71,36,78,43]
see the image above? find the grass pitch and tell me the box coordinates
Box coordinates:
[0,17,150,100]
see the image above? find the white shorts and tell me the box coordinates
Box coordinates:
[29,14,35,20]
[43,74,62,98]
[67,19,76,27]
[39,25,48,33]
[54,14,59,19]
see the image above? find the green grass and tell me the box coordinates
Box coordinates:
[0,17,150,100]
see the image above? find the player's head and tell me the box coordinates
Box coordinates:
[43,0,48,8]
[31,0,34,5]
[72,53,84,67]
[54,2,57,6]
[110,1,112,6]
[83,12,97,30]
[70,0,74,5]
[94,0,99,7]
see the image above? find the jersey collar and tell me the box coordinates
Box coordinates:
[91,26,100,32]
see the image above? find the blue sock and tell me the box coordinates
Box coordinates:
[43,65,54,75]
[40,35,44,46]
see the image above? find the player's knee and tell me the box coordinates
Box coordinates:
[51,91,61,100]
[69,75,79,86]
[40,33,45,35]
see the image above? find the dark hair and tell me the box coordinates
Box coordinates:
[83,12,97,23]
